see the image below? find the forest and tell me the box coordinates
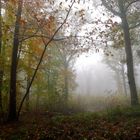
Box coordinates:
[0,0,140,139]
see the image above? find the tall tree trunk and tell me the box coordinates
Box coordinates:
[36,86,40,111]
[64,75,68,100]
[119,1,139,105]
[121,64,127,96]
[25,53,31,112]
[116,69,123,94]
[26,76,30,111]
[0,70,3,111]
[64,62,68,103]
[8,0,23,122]
[47,56,51,94]
[0,0,4,112]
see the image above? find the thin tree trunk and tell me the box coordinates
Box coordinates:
[0,0,2,110]
[0,0,4,113]
[36,86,40,111]
[0,71,3,111]
[64,74,68,101]
[119,1,139,105]
[17,1,75,119]
[64,60,69,103]
[102,0,139,106]
[25,52,31,112]
[47,56,51,94]
[121,64,127,96]
[26,76,30,111]
[8,0,23,122]
[116,69,123,94]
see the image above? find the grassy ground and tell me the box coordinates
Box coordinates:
[0,106,140,140]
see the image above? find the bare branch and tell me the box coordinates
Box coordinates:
[129,21,140,29]
[20,34,95,42]
[125,0,140,11]
[101,0,121,16]
[20,34,71,42]
[17,0,75,118]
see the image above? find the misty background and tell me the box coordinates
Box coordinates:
[74,52,140,96]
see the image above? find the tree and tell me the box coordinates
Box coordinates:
[0,0,15,115]
[55,39,78,105]
[5,0,76,122]
[8,0,23,121]
[0,0,3,112]
[17,1,75,120]
[101,23,128,96]
[103,47,128,96]
[101,0,140,105]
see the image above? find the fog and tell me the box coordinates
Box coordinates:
[74,52,140,97]
[75,53,117,96]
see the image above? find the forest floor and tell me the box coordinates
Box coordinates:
[0,106,140,140]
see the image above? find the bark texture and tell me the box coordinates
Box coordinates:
[8,0,23,121]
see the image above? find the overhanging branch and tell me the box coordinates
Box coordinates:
[17,0,75,118]
[125,0,140,11]
[101,0,121,17]
[129,20,140,29]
